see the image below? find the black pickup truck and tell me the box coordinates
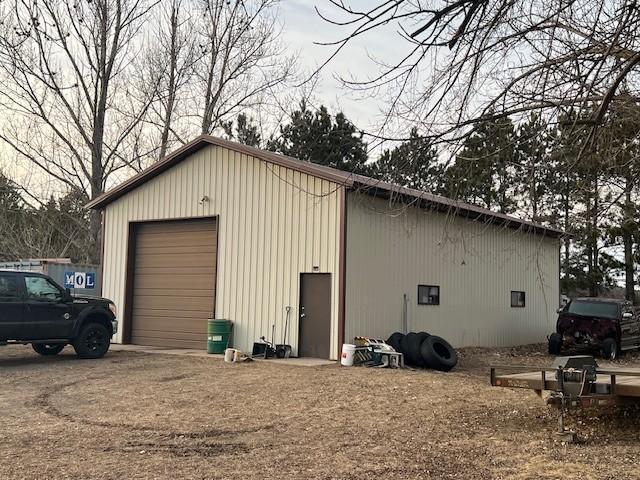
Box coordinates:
[0,270,117,358]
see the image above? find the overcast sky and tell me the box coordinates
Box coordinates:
[279,1,399,131]
[0,1,403,192]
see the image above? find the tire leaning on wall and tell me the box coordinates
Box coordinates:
[408,331,431,367]
[386,332,405,353]
[420,335,458,371]
[400,333,416,365]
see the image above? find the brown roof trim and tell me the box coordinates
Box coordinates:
[350,174,564,238]
[87,135,564,238]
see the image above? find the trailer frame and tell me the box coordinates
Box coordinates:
[490,358,640,442]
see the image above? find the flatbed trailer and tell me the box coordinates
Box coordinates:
[490,356,640,441]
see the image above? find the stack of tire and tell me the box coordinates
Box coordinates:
[386,331,458,371]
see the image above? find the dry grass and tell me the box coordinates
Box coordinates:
[1,344,640,479]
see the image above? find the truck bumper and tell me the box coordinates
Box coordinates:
[112,319,118,336]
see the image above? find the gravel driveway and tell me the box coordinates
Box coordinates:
[1,344,640,479]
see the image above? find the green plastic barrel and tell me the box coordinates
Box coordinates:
[207,319,233,354]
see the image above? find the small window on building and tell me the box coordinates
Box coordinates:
[418,285,440,305]
[511,291,526,308]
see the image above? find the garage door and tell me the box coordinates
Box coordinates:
[130,219,217,349]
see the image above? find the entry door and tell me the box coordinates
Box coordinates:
[298,273,331,358]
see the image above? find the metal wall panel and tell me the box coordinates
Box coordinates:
[102,145,343,358]
[344,192,560,347]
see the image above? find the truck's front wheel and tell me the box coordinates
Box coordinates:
[32,343,66,356]
[73,323,110,359]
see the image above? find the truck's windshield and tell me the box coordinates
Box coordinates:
[566,301,619,319]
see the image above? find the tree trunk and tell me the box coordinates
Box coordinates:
[530,158,538,222]
[88,0,110,264]
[159,1,180,160]
[563,201,570,272]
[587,175,599,297]
[623,176,635,303]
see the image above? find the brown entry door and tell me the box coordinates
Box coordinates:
[298,273,331,358]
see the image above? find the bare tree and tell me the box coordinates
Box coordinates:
[0,0,158,261]
[193,0,296,135]
[144,0,197,159]
[318,1,640,142]
[141,0,296,156]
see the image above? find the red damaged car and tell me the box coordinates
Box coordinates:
[548,298,640,360]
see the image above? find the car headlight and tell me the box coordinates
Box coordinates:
[108,303,117,317]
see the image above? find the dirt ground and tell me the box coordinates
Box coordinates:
[2,344,640,480]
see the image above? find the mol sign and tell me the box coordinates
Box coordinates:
[64,271,96,290]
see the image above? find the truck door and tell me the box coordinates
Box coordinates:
[633,307,640,347]
[620,305,640,349]
[0,273,23,340]
[22,275,73,340]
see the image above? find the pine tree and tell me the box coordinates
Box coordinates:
[0,171,28,261]
[599,94,640,302]
[371,128,444,191]
[444,115,517,213]
[514,113,553,223]
[222,113,262,148]
[267,100,369,175]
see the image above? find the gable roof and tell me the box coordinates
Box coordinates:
[86,135,563,238]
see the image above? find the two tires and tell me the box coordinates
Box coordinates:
[386,331,458,371]
[32,322,111,359]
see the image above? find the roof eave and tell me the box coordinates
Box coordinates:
[349,179,565,239]
[86,135,354,210]
[86,135,565,240]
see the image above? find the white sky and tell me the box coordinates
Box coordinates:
[279,0,399,131]
[0,1,401,192]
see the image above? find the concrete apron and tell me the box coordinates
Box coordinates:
[109,344,335,367]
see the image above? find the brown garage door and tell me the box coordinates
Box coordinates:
[130,218,217,349]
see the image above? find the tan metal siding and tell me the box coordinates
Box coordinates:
[344,192,560,347]
[102,145,343,358]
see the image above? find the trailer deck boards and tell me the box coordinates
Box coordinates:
[491,357,640,442]
[491,366,640,397]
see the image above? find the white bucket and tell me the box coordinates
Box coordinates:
[224,348,238,363]
[340,344,356,367]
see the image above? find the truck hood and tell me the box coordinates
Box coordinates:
[71,293,112,305]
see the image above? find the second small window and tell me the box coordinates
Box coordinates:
[511,291,526,308]
[418,285,440,305]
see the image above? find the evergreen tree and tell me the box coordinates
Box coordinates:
[599,94,640,302]
[371,128,444,191]
[268,100,369,175]
[514,113,553,223]
[444,115,517,213]
[222,113,261,148]
[545,116,584,295]
[0,171,29,261]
